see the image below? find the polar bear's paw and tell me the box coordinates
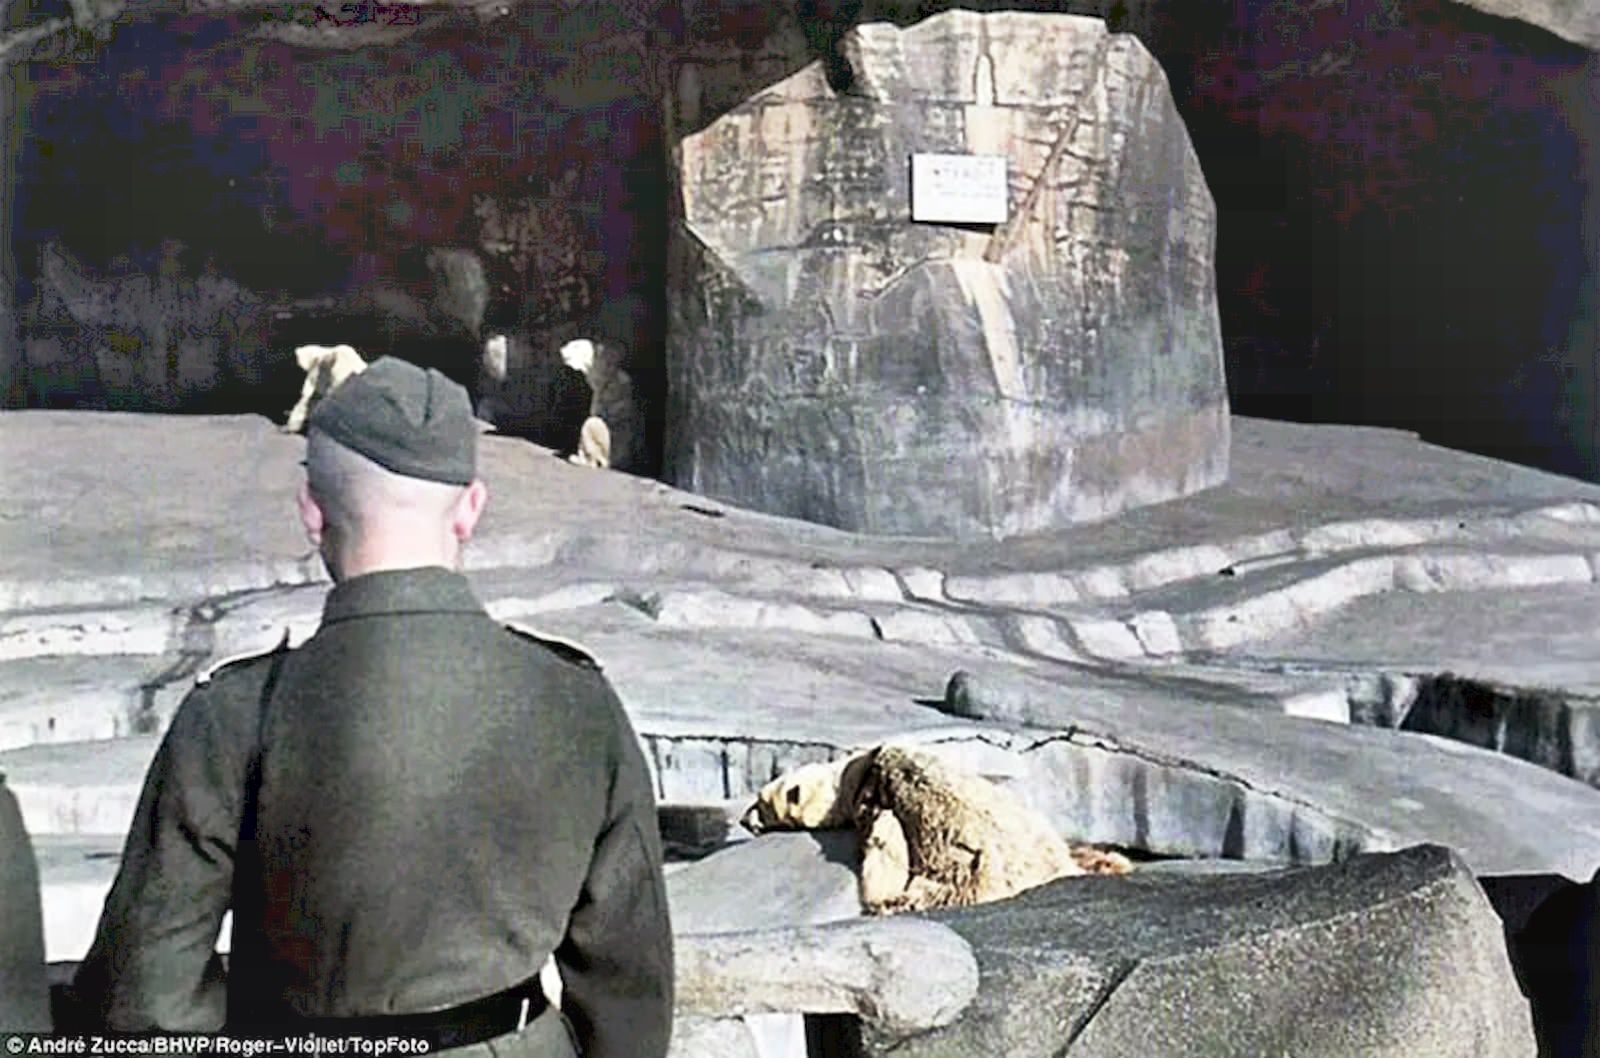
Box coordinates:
[1069,844,1135,876]
[858,809,915,913]
[567,416,611,469]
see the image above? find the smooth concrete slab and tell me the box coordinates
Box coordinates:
[32,834,125,963]
[944,668,1600,880]
[1,735,161,836]
[13,643,1600,887]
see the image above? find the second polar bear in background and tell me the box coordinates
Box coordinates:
[283,344,368,434]
[742,744,1132,914]
[559,338,644,472]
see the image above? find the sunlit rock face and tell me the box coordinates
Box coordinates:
[667,10,1229,539]
[1449,0,1600,50]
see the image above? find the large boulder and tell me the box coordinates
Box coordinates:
[665,831,863,1058]
[666,10,1228,538]
[867,844,1534,1058]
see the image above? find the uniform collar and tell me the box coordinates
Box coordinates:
[321,566,485,624]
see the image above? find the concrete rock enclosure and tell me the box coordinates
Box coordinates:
[12,413,1600,1053]
[666,11,1228,538]
[6,0,1600,1052]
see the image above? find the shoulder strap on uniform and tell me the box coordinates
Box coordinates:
[196,630,294,687]
[504,621,601,671]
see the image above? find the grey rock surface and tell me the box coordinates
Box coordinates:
[944,666,1600,879]
[664,1015,768,1058]
[666,831,862,934]
[12,410,1600,1049]
[676,915,979,1035]
[869,844,1534,1058]
[1395,673,1600,787]
[666,10,1227,538]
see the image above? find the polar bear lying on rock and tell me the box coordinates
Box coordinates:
[742,745,1132,914]
[283,343,368,434]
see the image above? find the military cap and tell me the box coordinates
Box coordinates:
[308,356,477,484]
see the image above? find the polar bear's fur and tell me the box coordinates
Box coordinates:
[284,344,368,434]
[742,745,1132,914]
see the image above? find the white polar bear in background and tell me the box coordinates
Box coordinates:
[283,343,368,434]
[473,333,511,427]
[559,337,644,472]
[483,333,510,384]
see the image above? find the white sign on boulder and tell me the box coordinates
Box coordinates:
[910,153,1009,225]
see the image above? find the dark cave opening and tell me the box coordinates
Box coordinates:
[1155,0,1597,480]
[7,6,672,470]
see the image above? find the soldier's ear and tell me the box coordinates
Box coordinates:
[452,479,489,542]
[297,480,324,545]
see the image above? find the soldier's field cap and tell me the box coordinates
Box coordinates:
[308,356,477,485]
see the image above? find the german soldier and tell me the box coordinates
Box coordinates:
[71,356,673,1057]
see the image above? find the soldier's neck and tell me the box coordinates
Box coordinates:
[324,537,461,583]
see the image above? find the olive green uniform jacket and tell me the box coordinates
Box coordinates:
[72,568,674,1057]
[0,775,50,1030]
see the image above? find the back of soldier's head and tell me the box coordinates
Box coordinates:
[304,357,478,535]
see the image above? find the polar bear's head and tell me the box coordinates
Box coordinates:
[559,338,596,377]
[295,343,327,373]
[295,343,363,376]
[741,752,874,834]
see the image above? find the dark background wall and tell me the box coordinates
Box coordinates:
[1154,0,1598,479]
[7,5,670,459]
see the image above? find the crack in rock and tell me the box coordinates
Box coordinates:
[932,677,1390,856]
[1058,957,1140,1055]
[133,584,302,732]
